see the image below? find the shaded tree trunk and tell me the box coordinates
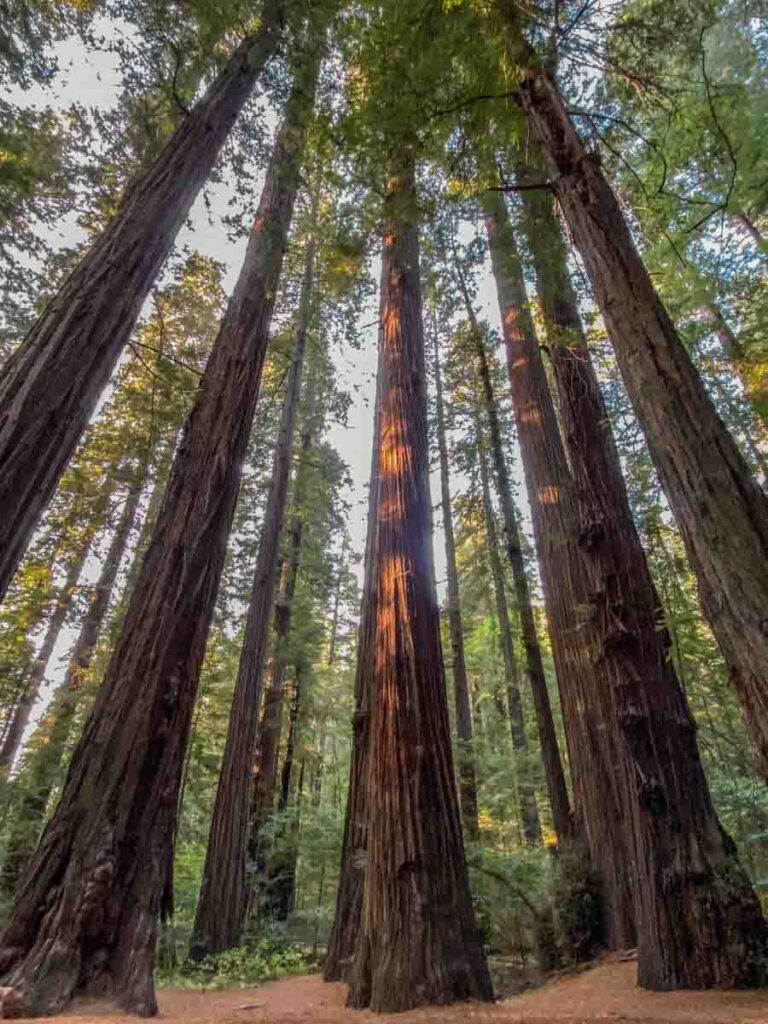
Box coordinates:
[345,158,492,1012]
[516,152,768,988]
[515,58,768,797]
[432,324,479,843]
[0,0,285,604]
[0,474,146,897]
[483,187,633,952]
[265,671,303,920]
[454,255,557,845]
[0,29,315,1015]
[476,439,543,845]
[326,536,347,667]
[247,476,308,919]
[323,372,381,984]
[190,225,319,959]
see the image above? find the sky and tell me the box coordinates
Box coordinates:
[7,16,528,749]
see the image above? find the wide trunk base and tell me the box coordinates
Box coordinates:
[346,922,493,1013]
[0,939,158,1020]
[637,857,768,991]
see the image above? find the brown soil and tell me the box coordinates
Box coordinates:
[49,961,766,1024]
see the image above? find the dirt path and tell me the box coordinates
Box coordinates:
[51,962,766,1024]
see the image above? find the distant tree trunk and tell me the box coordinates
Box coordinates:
[190,228,319,960]
[0,29,316,1015]
[453,255,557,845]
[705,303,743,363]
[0,0,285,605]
[323,372,381,984]
[0,475,146,897]
[517,169,768,988]
[266,670,303,920]
[476,439,543,845]
[432,324,479,842]
[0,527,98,778]
[345,158,492,1012]
[119,440,177,601]
[483,187,633,952]
[516,61,768,797]
[248,483,308,916]
[326,536,347,667]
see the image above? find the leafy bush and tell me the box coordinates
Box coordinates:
[157,929,311,990]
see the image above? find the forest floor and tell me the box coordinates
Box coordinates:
[48,958,767,1024]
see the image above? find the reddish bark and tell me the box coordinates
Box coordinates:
[0,34,313,1015]
[513,126,768,988]
[345,161,492,1011]
[517,59,768,796]
[454,257,559,845]
[0,0,284,604]
[190,227,319,958]
[483,188,634,951]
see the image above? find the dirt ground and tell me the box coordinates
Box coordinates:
[44,960,768,1024]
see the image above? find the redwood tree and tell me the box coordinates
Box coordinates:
[0,0,284,604]
[189,231,318,960]
[498,1,768,790]
[345,160,492,1011]
[483,187,635,950]
[0,24,319,1013]
[516,169,768,988]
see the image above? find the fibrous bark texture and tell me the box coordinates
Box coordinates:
[519,60,768,790]
[0,30,311,1016]
[189,225,318,960]
[514,81,768,988]
[345,162,492,1012]
[483,187,633,952]
[0,0,284,604]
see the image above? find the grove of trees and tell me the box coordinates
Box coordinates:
[0,0,767,1016]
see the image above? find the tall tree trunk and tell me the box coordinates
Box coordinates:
[453,256,559,845]
[0,527,99,778]
[483,187,634,951]
[326,536,347,667]
[0,29,316,1015]
[345,158,492,1012]
[265,670,303,920]
[432,324,479,843]
[0,0,285,605]
[476,438,543,845]
[247,484,307,918]
[516,168,768,988]
[1,474,146,898]
[190,227,319,959]
[514,57,768,795]
[323,372,381,984]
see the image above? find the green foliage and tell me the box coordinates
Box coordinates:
[158,928,312,990]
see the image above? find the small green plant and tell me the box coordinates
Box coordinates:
[157,932,311,991]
